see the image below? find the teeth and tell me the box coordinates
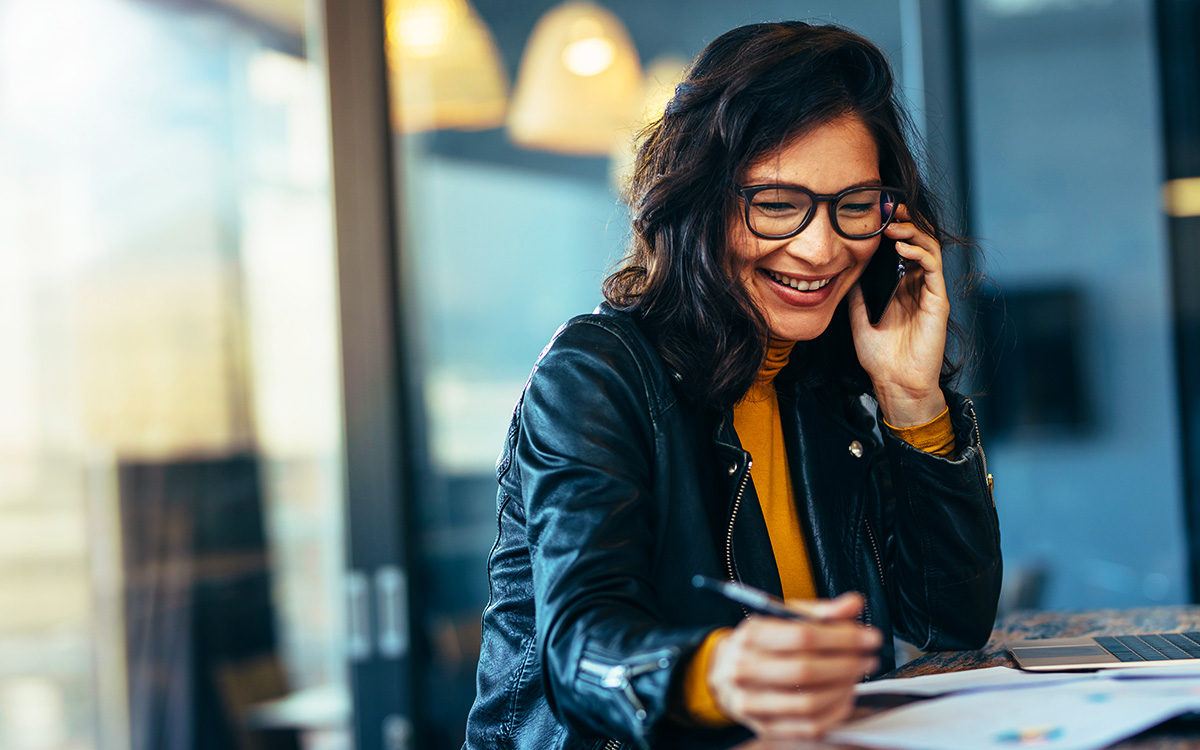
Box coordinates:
[768,270,831,291]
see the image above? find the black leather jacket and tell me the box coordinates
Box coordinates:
[465,306,1001,750]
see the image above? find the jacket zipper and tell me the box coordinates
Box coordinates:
[966,399,994,503]
[862,518,885,626]
[578,647,678,750]
[864,519,885,586]
[724,457,753,585]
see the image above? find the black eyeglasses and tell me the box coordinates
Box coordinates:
[734,184,906,240]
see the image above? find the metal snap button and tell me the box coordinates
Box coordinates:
[848,440,864,458]
[728,463,738,475]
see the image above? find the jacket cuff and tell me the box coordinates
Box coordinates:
[880,391,981,462]
[882,406,956,457]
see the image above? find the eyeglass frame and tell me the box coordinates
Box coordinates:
[733,183,907,241]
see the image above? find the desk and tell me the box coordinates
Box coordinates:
[735,607,1200,749]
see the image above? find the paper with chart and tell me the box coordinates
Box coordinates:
[832,676,1200,750]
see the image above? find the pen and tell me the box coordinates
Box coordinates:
[691,574,825,621]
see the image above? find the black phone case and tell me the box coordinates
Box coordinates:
[859,240,907,325]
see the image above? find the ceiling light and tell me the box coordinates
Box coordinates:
[507,1,641,155]
[384,0,508,133]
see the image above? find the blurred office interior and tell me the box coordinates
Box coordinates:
[2,0,1200,748]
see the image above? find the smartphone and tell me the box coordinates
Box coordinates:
[859,236,907,326]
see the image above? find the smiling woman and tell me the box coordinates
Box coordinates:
[465,20,1001,750]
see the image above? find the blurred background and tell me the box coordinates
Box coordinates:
[2,0,1200,748]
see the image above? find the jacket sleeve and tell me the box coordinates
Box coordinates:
[877,390,1002,651]
[513,318,713,748]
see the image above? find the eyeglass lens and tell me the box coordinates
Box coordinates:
[746,188,896,238]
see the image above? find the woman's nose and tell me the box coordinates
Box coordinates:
[784,209,839,265]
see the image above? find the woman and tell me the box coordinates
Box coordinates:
[465,20,1001,750]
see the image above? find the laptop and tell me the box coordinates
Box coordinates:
[1007,632,1200,671]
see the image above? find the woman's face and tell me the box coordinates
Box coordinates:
[730,115,882,342]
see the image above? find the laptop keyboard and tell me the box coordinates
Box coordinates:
[1095,632,1200,661]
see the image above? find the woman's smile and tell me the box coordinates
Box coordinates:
[763,268,840,307]
[765,268,834,292]
[758,267,841,309]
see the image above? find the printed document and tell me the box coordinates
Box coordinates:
[832,674,1200,750]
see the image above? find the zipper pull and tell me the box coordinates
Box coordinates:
[628,655,674,677]
[592,664,646,720]
[600,664,629,689]
[965,398,995,506]
[578,648,678,748]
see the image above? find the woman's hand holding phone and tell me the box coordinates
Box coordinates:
[705,592,881,739]
[848,203,950,428]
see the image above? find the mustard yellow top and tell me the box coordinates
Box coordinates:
[733,340,818,602]
[681,341,957,726]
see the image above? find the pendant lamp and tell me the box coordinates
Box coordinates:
[610,56,688,192]
[384,0,508,133]
[507,1,642,155]
[1165,177,1200,218]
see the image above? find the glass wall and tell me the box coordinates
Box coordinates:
[963,0,1186,609]
[0,0,351,748]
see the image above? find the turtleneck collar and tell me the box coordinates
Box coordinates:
[757,338,797,385]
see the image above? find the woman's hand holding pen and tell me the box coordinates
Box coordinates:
[848,204,950,428]
[705,592,882,739]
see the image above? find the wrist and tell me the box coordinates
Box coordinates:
[875,387,947,428]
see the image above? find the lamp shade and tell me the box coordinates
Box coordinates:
[1164,177,1200,218]
[384,0,508,133]
[507,1,642,155]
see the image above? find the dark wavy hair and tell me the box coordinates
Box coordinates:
[603,21,969,410]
